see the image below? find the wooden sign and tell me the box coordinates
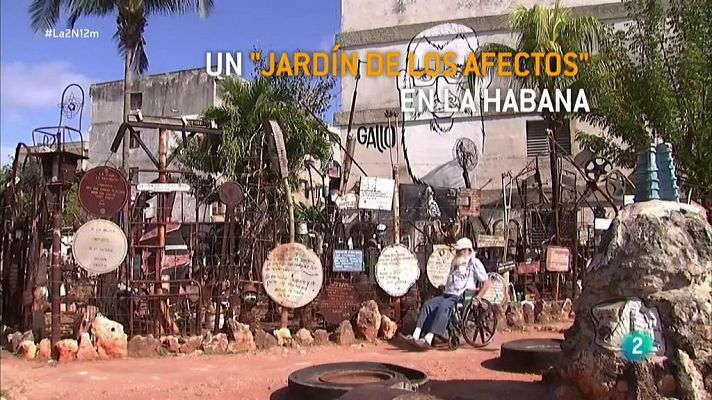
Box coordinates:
[374,244,420,297]
[318,281,360,325]
[517,261,540,275]
[458,188,481,217]
[265,120,289,179]
[136,182,190,192]
[477,234,506,248]
[335,192,359,210]
[333,249,364,272]
[358,177,394,210]
[261,243,323,309]
[78,166,129,218]
[72,219,128,275]
[546,246,571,272]
[426,244,455,288]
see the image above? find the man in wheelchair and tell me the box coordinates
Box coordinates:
[401,237,492,350]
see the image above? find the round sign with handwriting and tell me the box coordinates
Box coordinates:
[72,219,128,275]
[375,244,420,297]
[78,166,129,218]
[262,243,324,309]
[426,244,455,288]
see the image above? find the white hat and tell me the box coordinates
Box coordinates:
[453,237,474,251]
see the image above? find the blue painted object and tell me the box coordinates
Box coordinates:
[655,142,680,202]
[634,144,660,202]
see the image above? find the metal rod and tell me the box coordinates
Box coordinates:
[49,127,66,350]
[156,127,167,335]
[340,63,363,192]
[280,175,296,329]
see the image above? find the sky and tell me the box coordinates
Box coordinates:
[0,0,342,165]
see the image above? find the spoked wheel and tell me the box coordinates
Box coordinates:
[462,299,498,348]
[447,332,460,351]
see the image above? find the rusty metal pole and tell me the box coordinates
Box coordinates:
[388,111,402,325]
[50,204,63,347]
[50,139,64,348]
[280,176,295,329]
[156,127,167,335]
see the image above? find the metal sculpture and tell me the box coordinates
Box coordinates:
[634,144,660,202]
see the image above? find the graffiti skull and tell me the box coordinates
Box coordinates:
[397,23,490,188]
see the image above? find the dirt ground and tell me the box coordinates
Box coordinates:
[0,326,567,400]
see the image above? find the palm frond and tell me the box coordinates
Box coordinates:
[29,0,63,31]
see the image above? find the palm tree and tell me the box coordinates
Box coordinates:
[182,76,333,237]
[477,0,601,242]
[29,0,214,171]
[184,76,333,181]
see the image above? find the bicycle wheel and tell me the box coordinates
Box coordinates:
[462,299,498,348]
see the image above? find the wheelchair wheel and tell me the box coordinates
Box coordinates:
[462,299,498,348]
[447,333,460,350]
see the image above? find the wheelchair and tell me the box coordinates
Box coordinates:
[445,290,498,350]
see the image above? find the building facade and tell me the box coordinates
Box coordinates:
[88,68,342,220]
[335,0,627,204]
[88,68,220,222]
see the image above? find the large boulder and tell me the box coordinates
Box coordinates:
[180,335,202,354]
[0,325,14,348]
[380,315,398,340]
[90,315,127,359]
[254,329,278,350]
[506,302,525,330]
[8,332,23,353]
[19,340,37,360]
[521,301,536,324]
[37,338,52,360]
[226,323,255,353]
[274,328,293,347]
[161,335,181,353]
[356,300,382,342]
[55,339,78,362]
[294,328,314,346]
[128,334,161,358]
[76,332,99,361]
[314,329,330,346]
[333,320,356,346]
[203,333,229,355]
[548,201,712,400]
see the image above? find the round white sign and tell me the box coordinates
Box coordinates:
[426,244,455,288]
[72,219,128,275]
[262,243,324,309]
[375,244,420,297]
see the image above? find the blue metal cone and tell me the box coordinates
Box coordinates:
[634,144,660,202]
[655,142,680,202]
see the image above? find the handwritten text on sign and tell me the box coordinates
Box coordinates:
[477,234,506,248]
[358,177,395,211]
[375,244,420,297]
[426,244,455,288]
[78,166,129,217]
[72,219,128,275]
[546,246,570,272]
[262,243,324,308]
[318,281,360,325]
